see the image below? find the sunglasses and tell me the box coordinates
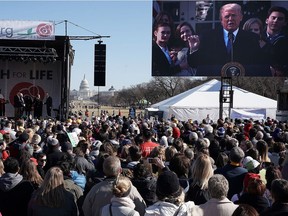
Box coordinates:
[40,159,47,162]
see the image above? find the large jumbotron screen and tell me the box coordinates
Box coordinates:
[151,0,288,77]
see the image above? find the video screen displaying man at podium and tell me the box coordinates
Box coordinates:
[151,1,288,77]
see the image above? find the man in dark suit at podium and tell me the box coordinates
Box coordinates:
[188,3,267,76]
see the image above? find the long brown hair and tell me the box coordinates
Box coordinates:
[19,159,43,188]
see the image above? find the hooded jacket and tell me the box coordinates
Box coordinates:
[144,201,200,216]
[0,172,23,191]
[101,196,140,216]
[0,173,34,216]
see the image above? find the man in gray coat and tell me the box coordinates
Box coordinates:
[82,156,146,216]
[198,174,238,216]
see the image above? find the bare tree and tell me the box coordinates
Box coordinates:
[114,76,284,109]
[232,77,285,100]
[115,88,136,106]
[153,77,182,97]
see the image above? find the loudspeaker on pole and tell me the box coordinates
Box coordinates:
[94,43,106,86]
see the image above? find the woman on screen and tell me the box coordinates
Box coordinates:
[172,22,200,76]
[243,18,266,48]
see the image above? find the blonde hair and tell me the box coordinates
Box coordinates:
[150,145,166,161]
[221,3,242,14]
[32,125,40,133]
[191,153,214,189]
[25,128,35,142]
[113,176,132,197]
[243,17,264,34]
[220,3,242,19]
[35,167,65,208]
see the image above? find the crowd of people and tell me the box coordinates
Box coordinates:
[152,3,288,77]
[0,108,288,216]
[0,2,288,216]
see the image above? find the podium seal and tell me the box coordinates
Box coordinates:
[221,62,245,77]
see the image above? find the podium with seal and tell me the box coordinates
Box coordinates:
[221,62,245,77]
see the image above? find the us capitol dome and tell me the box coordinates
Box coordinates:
[70,75,116,101]
[78,75,92,99]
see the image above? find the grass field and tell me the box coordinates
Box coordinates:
[71,106,134,117]
[70,99,145,118]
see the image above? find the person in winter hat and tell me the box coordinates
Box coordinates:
[145,170,200,215]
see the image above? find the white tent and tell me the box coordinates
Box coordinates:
[151,79,277,121]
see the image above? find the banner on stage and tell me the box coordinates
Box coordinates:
[0,20,55,40]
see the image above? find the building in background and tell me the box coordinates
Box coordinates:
[70,76,116,101]
[78,75,92,100]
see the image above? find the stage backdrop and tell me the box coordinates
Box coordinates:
[0,60,62,118]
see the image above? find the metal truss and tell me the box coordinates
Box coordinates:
[0,46,58,57]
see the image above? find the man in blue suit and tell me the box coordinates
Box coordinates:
[152,22,173,76]
[152,22,189,76]
[189,3,267,76]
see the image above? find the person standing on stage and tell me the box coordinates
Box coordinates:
[33,94,43,119]
[0,89,6,116]
[13,91,25,119]
[24,95,33,118]
[44,92,53,117]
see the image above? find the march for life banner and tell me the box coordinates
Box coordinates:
[0,20,55,40]
[0,61,62,117]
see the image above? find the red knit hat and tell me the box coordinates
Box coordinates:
[243,173,260,192]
